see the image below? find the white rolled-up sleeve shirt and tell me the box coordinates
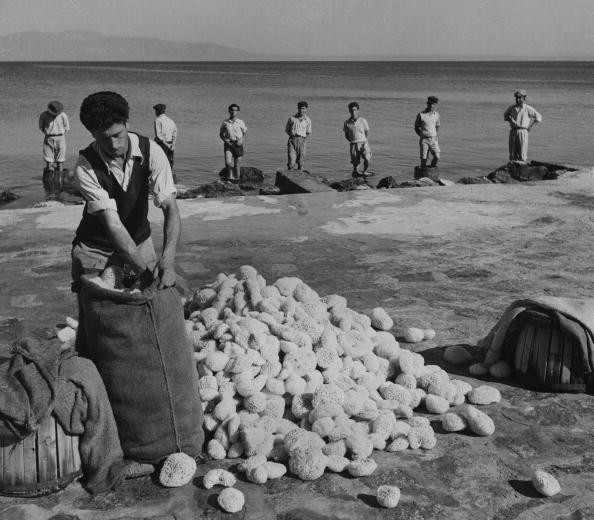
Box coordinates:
[74,133,176,214]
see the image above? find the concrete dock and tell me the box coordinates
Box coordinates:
[1,170,594,519]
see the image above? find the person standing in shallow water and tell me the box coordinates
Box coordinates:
[503,89,542,164]
[285,101,311,170]
[414,96,441,169]
[343,101,372,177]
[153,103,177,181]
[39,100,70,171]
[219,103,247,183]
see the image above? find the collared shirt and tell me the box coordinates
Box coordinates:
[220,118,247,142]
[74,133,176,214]
[343,117,370,143]
[286,114,312,138]
[39,111,70,135]
[503,103,543,129]
[154,114,177,146]
[415,110,440,138]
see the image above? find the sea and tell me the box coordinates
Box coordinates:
[0,61,592,209]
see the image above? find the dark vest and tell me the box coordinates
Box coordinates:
[75,133,151,250]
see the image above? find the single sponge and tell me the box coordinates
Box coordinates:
[488,360,512,379]
[370,307,393,331]
[217,487,245,513]
[463,405,495,436]
[531,469,561,497]
[467,385,501,405]
[159,453,197,488]
[203,468,237,489]
[376,484,401,508]
[402,327,424,343]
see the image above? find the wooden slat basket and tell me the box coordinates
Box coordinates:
[511,309,588,392]
[0,414,82,497]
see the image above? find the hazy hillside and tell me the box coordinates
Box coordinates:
[0,30,254,61]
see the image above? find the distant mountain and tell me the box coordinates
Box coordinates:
[0,30,254,61]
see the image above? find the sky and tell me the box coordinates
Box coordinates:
[1,0,593,58]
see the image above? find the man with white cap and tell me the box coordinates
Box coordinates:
[503,89,542,163]
[39,100,70,171]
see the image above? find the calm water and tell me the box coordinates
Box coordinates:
[0,61,592,208]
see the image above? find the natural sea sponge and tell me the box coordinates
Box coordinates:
[531,469,561,497]
[326,454,350,472]
[422,329,436,340]
[402,327,424,343]
[463,405,495,436]
[467,385,501,405]
[217,487,245,513]
[203,468,237,489]
[441,412,468,432]
[424,394,450,414]
[370,307,393,331]
[347,458,377,477]
[288,447,328,480]
[159,453,197,488]
[377,484,401,508]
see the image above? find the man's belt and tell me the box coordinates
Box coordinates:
[46,133,64,137]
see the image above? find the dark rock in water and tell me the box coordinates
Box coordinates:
[414,165,440,181]
[260,186,281,196]
[377,176,438,189]
[377,176,399,189]
[218,166,264,183]
[488,169,519,183]
[506,162,549,181]
[457,176,492,184]
[0,187,19,204]
[396,178,438,188]
[275,169,331,194]
[177,180,243,199]
[330,177,372,192]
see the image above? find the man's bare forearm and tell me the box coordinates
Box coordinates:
[98,210,148,275]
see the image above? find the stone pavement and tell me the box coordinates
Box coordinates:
[1,170,594,519]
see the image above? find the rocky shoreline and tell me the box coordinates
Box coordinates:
[0,160,582,210]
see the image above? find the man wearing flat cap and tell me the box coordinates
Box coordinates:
[39,100,70,172]
[503,90,542,163]
[153,103,178,180]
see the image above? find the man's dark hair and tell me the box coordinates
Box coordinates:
[228,103,240,111]
[348,101,359,110]
[297,101,308,109]
[80,91,130,132]
[427,96,439,104]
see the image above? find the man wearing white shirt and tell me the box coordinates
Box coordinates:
[343,102,372,177]
[153,103,177,180]
[504,89,543,163]
[71,91,179,293]
[414,96,441,169]
[219,103,247,183]
[285,101,311,170]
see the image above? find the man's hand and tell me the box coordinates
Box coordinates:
[154,261,177,289]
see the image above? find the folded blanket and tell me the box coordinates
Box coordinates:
[0,337,126,493]
[482,296,594,374]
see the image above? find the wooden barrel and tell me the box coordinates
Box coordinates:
[513,310,586,392]
[0,414,82,497]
